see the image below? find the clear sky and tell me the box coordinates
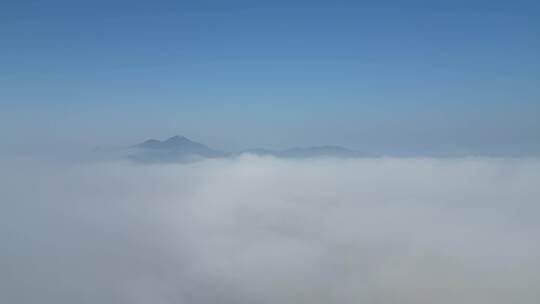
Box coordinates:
[1,0,539,155]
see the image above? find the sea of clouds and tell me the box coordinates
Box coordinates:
[1,155,539,303]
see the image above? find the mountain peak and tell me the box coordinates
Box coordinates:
[136,136,192,149]
[165,135,188,142]
[131,135,229,162]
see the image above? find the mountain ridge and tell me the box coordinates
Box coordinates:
[130,135,368,163]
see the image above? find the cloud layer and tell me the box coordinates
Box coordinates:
[1,156,539,303]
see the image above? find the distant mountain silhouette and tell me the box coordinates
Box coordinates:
[242,146,368,159]
[128,135,367,163]
[279,146,367,158]
[130,136,229,163]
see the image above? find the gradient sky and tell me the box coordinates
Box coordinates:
[1,0,539,155]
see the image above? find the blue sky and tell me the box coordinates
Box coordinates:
[1,0,539,155]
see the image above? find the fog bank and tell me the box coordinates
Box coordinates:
[1,156,539,303]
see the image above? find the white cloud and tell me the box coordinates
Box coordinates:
[1,156,539,303]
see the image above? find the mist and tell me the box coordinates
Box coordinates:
[1,155,539,303]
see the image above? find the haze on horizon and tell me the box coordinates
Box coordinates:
[1,0,539,156]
